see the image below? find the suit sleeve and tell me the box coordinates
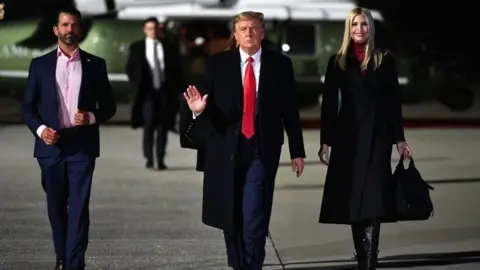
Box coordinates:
[387,54,405,143]
[22,59,44,137]
[179,57,217,148]
[282,57,306,159]
[179,100,197,149]
[125,43,136,82]
[320,54,339,146]
[93,59,117,124]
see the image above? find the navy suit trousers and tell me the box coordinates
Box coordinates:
[224,135,267,270]
[38,152,95,269]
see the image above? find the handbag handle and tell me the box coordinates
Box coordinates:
[396,155,434,190]
[396,154,415,169]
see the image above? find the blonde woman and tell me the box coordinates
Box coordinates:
[318,7,412,269]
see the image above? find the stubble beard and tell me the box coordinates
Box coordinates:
[60,34,78,45]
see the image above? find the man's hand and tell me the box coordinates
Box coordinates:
[291,157,304,177]
[41,127,59,145]
[74,109,90,126]
[184,85,208,114]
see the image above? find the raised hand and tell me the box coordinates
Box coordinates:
[183,85,208,114]
[0,3,5,20]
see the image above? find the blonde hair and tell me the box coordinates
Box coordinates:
[336,7,383,70]
[227,11,265,50]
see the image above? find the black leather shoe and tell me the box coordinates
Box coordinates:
[157,163,168,170]
[54,260,65,270]
[146,161,154,169]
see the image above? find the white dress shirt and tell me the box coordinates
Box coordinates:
[145,38,165,89]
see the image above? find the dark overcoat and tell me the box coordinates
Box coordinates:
[319,48,405,224]
[125,38,184,130]
[179,47,306,234]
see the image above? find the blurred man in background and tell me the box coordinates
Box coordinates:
[126,17,183,171]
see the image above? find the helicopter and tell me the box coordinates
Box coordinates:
[0,0,472,111]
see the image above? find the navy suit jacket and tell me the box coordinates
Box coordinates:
[22,48,117,158]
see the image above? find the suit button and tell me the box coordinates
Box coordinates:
[234,130,239,135]
[230,155,234,160]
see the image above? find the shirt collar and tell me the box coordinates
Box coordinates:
[239,47,262,64]
[146,37,159,44]
[57,46,80,59]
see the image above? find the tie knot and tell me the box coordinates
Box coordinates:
[247,57,254,64]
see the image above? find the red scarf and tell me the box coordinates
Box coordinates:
[353,42,366,74]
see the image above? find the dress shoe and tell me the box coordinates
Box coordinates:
[54,260,65,270]
[146,161,154,169]
[157,163,168,170]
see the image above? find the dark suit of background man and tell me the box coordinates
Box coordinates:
[180,11,306,270]
[22,7,116,270]
[126,17,184,170]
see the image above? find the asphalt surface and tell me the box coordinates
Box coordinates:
[0,125,479,269]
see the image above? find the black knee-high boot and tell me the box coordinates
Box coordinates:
[351,220,381,270]
[351,224,364,264]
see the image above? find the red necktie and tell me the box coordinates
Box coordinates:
[242,57,256,139]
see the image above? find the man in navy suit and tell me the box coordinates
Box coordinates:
[22,7,116,270]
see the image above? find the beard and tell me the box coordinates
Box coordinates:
[59,33,78,45]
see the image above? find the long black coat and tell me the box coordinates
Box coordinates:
[179,47,306,234]
[125,38,184,130]
[319,49,405,224]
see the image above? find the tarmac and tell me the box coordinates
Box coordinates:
[0,125,479,269]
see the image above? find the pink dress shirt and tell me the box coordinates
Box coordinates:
[36,47,96,137]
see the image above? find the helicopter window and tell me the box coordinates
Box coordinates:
[285,23,316,54]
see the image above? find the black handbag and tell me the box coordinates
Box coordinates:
[392,156,435,221]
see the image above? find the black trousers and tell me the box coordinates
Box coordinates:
[142,88,168,165]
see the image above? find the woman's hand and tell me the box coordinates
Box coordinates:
[397,141,412,158]
[318,144,330,166]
